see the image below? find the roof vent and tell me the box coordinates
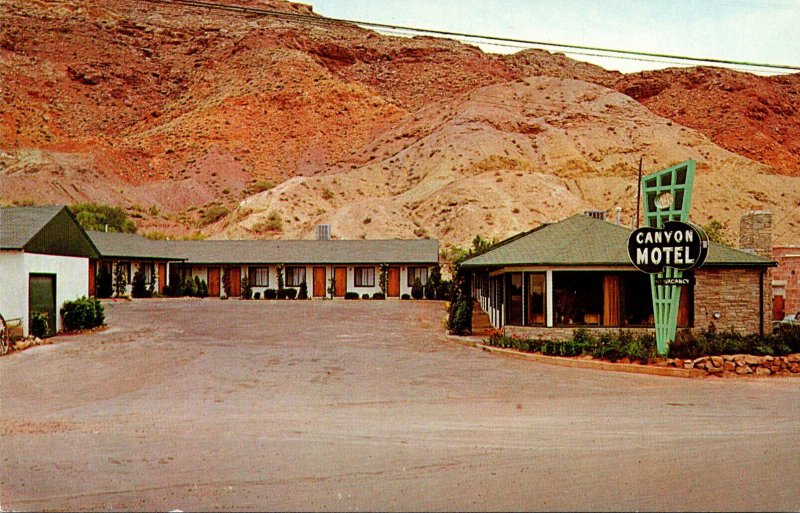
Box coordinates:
[316,224,331,241]
[583,210,607,221]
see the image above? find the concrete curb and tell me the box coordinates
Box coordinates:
[444,334,706,379]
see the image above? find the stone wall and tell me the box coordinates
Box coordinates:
[669,353,800,376]
[739,210,772,259]
[693,267,768,334]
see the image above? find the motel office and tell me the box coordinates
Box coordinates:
[462,213,774,339]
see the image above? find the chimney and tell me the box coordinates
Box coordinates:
[739,209,772,259]
[316,224,331,241]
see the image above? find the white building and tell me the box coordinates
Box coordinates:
[0,206,99,337]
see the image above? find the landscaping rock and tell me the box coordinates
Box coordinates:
[735,365,753,375]
[710,356,724,367]
[723,362,736,372]
[723,354,735,362]
[755,367,771,376]
[744,355,762,365]
[787,354,800,363]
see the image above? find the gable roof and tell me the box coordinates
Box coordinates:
[87,231,182,261]
[461,214,774,268]
[0,205,99,258]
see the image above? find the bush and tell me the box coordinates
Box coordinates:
[201,205,229,225]
[668,327,793,359]
[411,278,424,299]
[60,296,105,332]
[241,275,252,299]
[96,264,113,298]
[253,292,261,299]
[30,311,50,338]
[436,279,453,301]
[446,297,472,335]
[70,203,137,233]
[361,293,370,299]
[299,280,308,300]
[131,268,150,298]
[372,292,385,300]
[285,288,298,300]
[344,292,360,300]
[425,266,441,300]
[401,294,411,300]
[264,288,277,300]
[775,324,800,353]
[198,278,208,298]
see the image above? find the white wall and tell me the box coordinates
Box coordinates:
[0,250,89,336]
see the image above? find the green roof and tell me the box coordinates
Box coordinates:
[461,214,774,269]
[87,231,182,261]
[0,205,99,258]
[86,231,439,265]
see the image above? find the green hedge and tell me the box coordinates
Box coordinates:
[61,296,105,332]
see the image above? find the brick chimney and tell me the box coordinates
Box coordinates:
[739,209,772,259]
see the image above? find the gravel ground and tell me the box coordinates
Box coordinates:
[1,298,798,511]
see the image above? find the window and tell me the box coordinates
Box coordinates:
[285,266,306,287]
[249,267,269,287]
[507,273,523,326]
[140,262,154,284]
[553,271,604,326]
[354,267,375,287]
[407,266,429,287]
[527,273,546,326]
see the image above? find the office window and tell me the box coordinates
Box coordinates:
[249,267,269,287]
[354,267,375,287]
[407,266,428,287]
[285,266,306,287]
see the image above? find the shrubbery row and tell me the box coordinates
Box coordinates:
[484,325,800,362]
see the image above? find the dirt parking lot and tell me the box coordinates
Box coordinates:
[1,299,799,511]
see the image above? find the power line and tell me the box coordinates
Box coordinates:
[145,0,800,73]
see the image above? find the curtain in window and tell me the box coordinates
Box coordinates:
[603,274,621,326]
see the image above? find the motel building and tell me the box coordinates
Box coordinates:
[461,212,775,339]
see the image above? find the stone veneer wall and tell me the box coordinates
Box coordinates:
[693,267,769,335]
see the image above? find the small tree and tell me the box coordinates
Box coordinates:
[276,264,284,291]
[131,266,148,298]
[447,263,472,335]
[411,277,424,299]
[299,280,308,300]
[222,267,232,298]
[241,273,252,299]
[113,263,127,297]
[425,265,441,300]
[379,264,389,296]
[96,264,113,298]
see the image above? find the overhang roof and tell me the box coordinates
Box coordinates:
[0,205,99,258]
[461,214,774,269]
[167,239,439,265]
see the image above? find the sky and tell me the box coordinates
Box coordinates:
[305,0,800,75]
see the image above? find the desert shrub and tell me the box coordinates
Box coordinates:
[372,292,385,300]
[61,296,105,331]
[411,278,424,299]
[299,280,308,300]
[202,205,229,225]
[253,292,261,299]
[362,293,370,299]
[264,288,277,300]
[285,288,298,300]
[95,265,113,298]
[30,311,49,338]
[401,294,411,300]
[252,180,274,193]
[344,291,360,300]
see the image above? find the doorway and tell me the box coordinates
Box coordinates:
[29,274,56,337]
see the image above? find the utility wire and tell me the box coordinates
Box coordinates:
[145,0,800,73]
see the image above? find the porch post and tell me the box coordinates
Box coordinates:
[546,270,554,327]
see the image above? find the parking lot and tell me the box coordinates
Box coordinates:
[1,299,798,511]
